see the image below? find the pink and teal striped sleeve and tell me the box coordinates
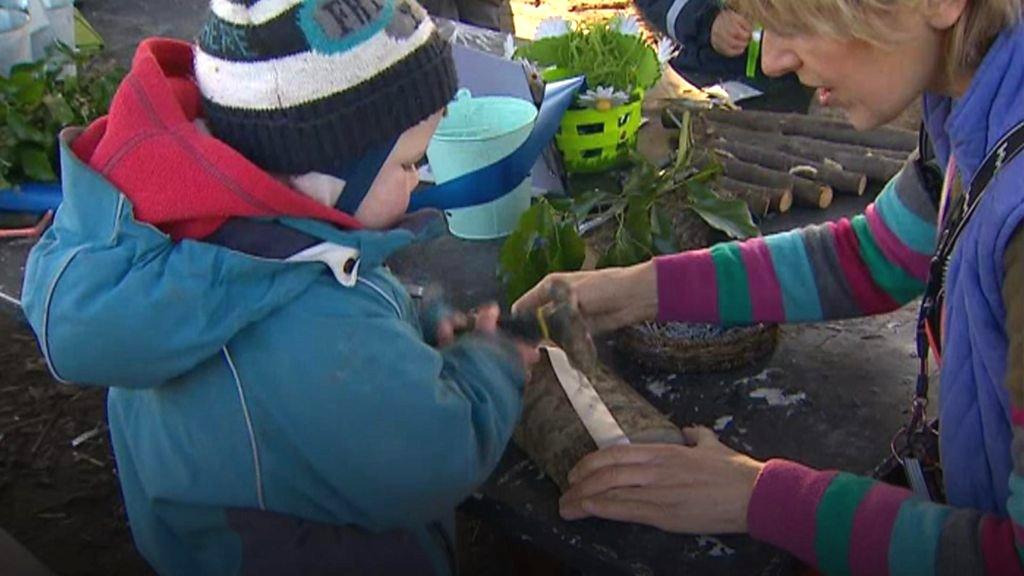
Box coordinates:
[654,164,938,325]
[746,458,1024,576]
[745,228,1024,576]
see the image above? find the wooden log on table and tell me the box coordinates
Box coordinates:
[714,156,834,209]
[513,283,685,491]
[705,107,850,132]
[792,177,834,209]
[705,122,910,162]
[711,138,867,196]
[775,134,910,163]
[703,108,918,152]
[827,151,905,183]
[717,176,793,216]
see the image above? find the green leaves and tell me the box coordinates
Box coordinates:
[498,104,759,301]
[0,44,124,188]
[650,203,680,255]
[684,180,760,240]
[598,192,652,268]
[515,19,662,98]
[499,199,586,303]
[19,147,56,182]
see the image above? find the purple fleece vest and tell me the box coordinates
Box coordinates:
[925,21,1024,514]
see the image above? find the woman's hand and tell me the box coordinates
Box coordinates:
[511,262,658,334]
[710,10,754,58]
[559,427,765,534]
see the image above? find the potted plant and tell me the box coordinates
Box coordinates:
[0,44,122,214]
[516,14,676,174]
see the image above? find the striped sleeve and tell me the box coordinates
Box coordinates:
[655,164,937,325]
[748,459,1024,576]
[746,228,1024,576]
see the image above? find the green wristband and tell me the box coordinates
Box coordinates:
[746,27,763,78]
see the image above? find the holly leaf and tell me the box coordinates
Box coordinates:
[598,225,646,268]
[7,113,51,146]
[621,156,660,197]
[623,192,653,250]
[554,218,586,272]
[685,180,760,240]
[689,161,722,183]
[44,94,76,127]
[568,189,617,221]
[650,203,680,255]
[19,146,57,182]
[8,63,46,107]
[500,200,584,303]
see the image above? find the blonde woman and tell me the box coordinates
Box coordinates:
[514,0,1024,571]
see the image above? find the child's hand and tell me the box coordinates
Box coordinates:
[473,304,541,375]
[435,310,469,347]
[711,10,753,57]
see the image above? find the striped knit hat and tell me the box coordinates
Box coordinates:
[195,0,458,176]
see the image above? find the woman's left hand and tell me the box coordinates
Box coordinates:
[559,427,765,534]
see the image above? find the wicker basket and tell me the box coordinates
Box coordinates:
[615,322,780,374]
[587,205,780,373]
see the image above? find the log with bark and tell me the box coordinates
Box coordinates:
[716,176,793,216]
[704,122,909,163]
[512,283,685,492]
[825,151,905,183]
[703,108,918,152]
[711,138,867,196]
[701,123,907,183]
[711,156,833,209]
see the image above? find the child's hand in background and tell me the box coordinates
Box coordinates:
[711,10,753,57]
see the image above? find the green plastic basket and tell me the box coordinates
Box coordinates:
[554,94,643,174]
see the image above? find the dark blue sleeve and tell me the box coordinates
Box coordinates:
[634,0,736,78]
[633,0,721,44]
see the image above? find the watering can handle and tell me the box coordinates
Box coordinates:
[408,76,585,212]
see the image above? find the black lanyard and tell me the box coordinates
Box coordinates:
[910,119,1024,433]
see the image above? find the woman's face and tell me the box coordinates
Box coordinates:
[759,1,967,129]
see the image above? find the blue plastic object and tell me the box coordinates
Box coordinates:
[0,181,62,213]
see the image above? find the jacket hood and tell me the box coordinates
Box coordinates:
[72,37,363,241]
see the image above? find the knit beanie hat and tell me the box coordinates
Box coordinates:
[194,0,458,179]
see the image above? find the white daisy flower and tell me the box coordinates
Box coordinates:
[577,86,631,111]
[611,13,641,36]
[657,36,679,65]
[534,17,570,40]
[503,33,516,59]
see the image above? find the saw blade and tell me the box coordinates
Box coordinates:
[543,346,630,449]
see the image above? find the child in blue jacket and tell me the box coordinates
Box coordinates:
[21,1,535,574]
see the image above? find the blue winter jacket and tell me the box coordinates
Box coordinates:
[20,132,526,575]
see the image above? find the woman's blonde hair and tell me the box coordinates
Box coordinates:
[726,0,1021,77]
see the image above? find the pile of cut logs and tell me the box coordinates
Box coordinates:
[664,107,918,218]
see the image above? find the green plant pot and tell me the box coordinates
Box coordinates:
[554,95,643,174]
